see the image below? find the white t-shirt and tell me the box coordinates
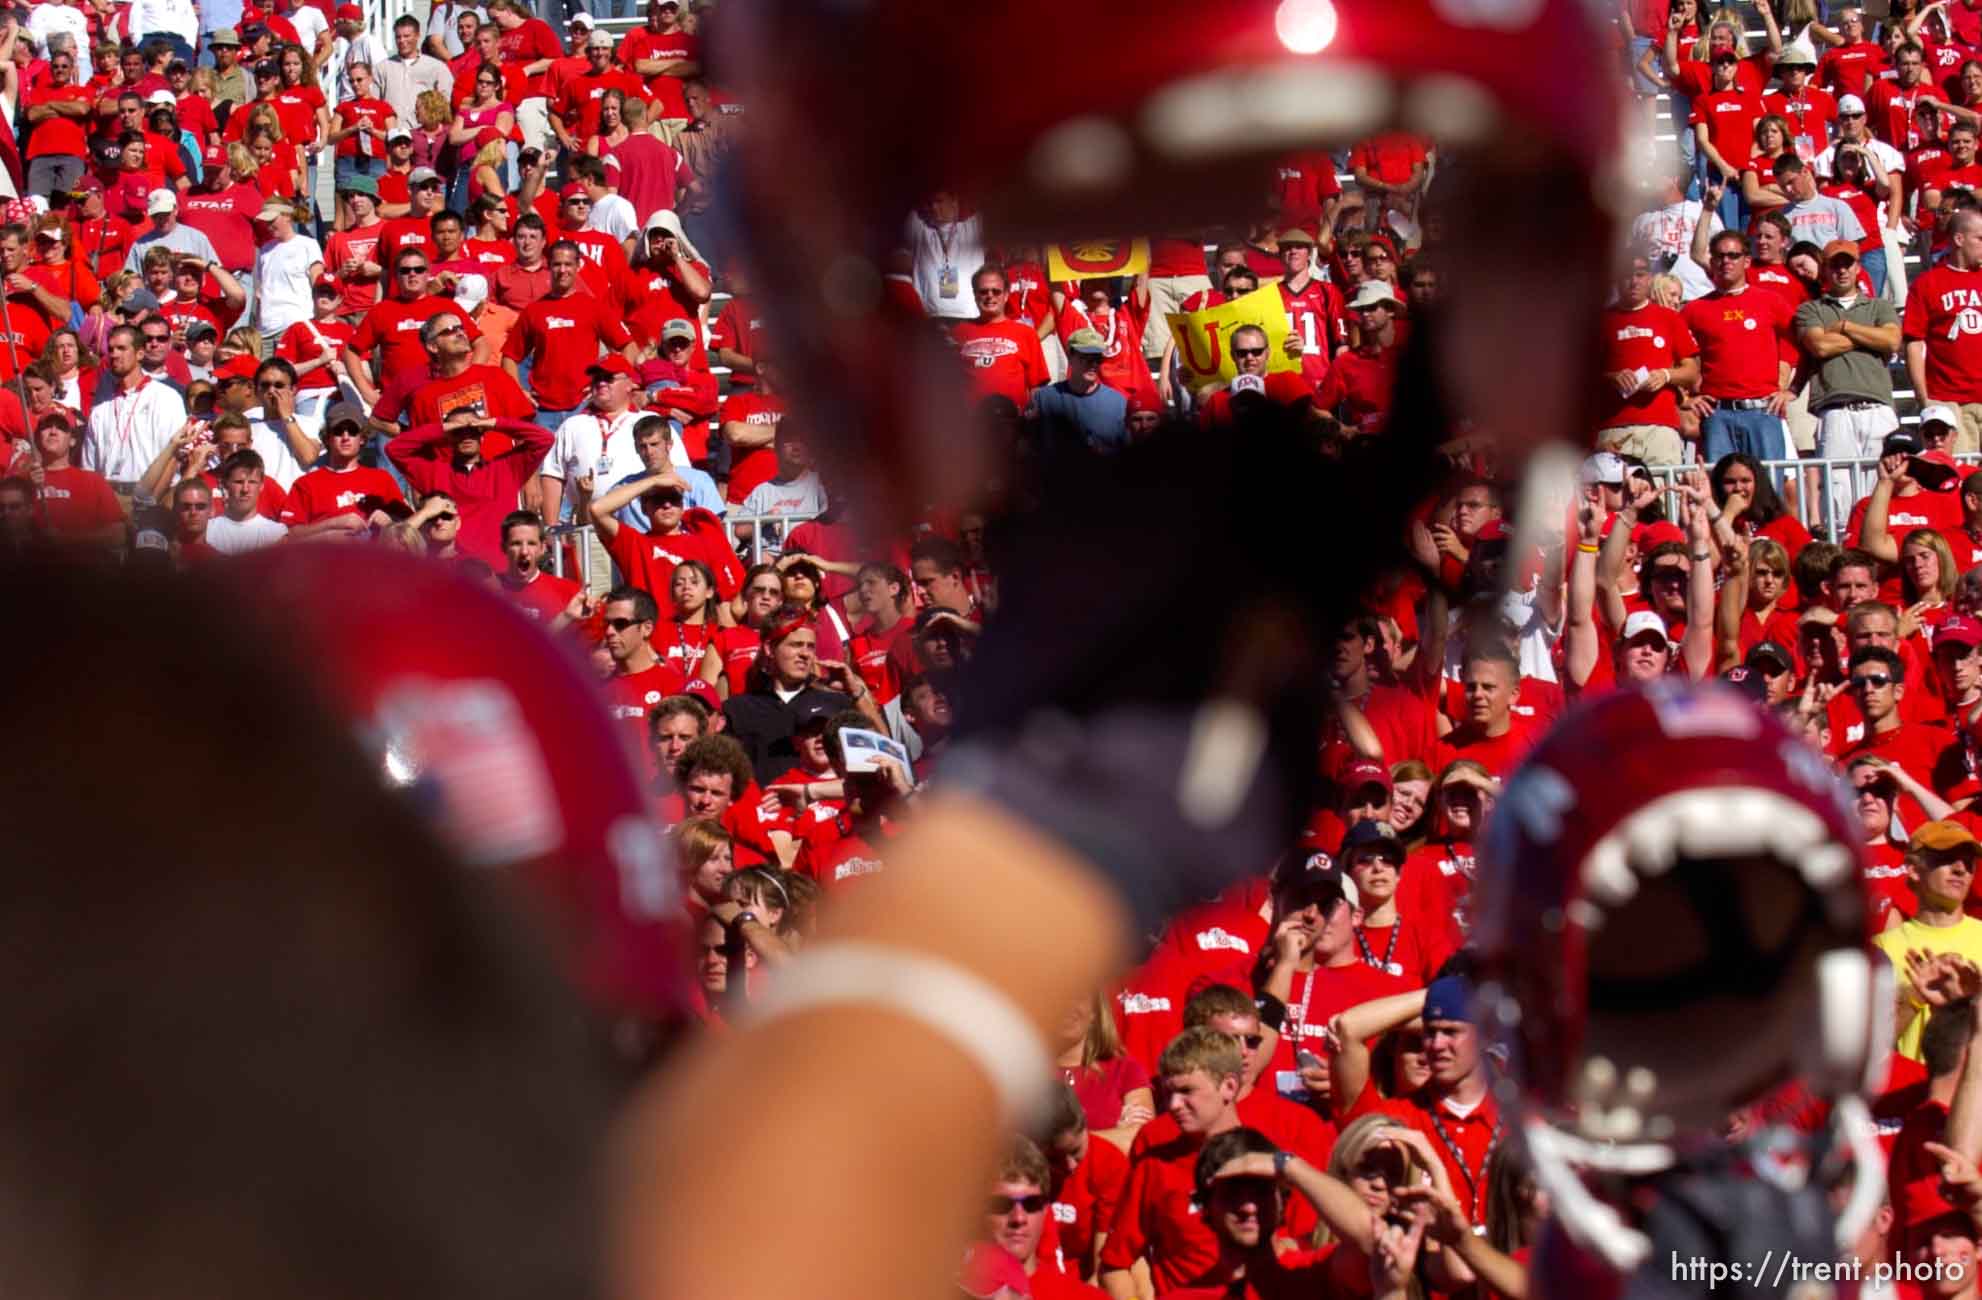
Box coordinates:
[1631,200,1720,302]
[904,209,984,320]
[81,375,186,487]
[1441,590,1562,694]
[246,402,326,489]
[1815,136,1904,182]
[255,234,325,336]
[286,3,329,56]
[585,194,638,245]
[543,406,646,509]
[206,511,289,554]
[28,3,91,82]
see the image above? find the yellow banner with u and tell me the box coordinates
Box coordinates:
[1165,285,1301,389]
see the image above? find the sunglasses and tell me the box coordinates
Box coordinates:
[1850,673,1894,691]
[1239,1033,1265,1050]
[398,264,430,275]
[1232,346,1266,359]
[987,1195,1048,1216]
[604,616,645,632]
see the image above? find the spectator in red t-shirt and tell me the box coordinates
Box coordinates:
[1098,1028,1249,1297]
[953,266,1050,408]
[1819,5,1892,99]
[25,413,122,545]
[382,405,551,564]
[1055,992,1156,1150]
[280,401,404,537]
[1680,228,1796,462]
[1904,208,1982,447]
[1316,281,1401,436]
[492,507,582,624]
[1598,252,1701,466]
[501,238,636,432]
[1195,323,1316,428]
[1433,647,1538,780]
[23,44,93,200]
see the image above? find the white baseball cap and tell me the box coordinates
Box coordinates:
[1348,279,1400,310]
[1921,403,1962,431]
[1838,93,1867,115]
[1621,610,1671,642]
[1581,450,1627,486]
[145,187,178,214]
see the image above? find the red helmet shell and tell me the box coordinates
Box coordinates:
[226,546,688,1022]
[1473,682,1870,1118]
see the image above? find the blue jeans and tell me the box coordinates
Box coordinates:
[1703,405,1787,463]
[1628,36,1662,97]
[1862,244,1888,297]
[532,404,576,439]
[334,154,385,190]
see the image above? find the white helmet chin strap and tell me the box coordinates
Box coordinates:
[1523,1116,1655,1273]
[1525,948,1888,1274]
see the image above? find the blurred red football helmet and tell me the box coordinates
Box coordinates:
[1473,682,1887,1272]
[717,0,1629,530]
[228,546,689,1024]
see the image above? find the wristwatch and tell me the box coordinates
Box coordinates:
[1273,1149,1292,1179]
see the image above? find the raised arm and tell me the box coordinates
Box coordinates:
[1679,471,1717,680]
[1326,987,1430,1112]
[1716,534,1752,671]
[589,466,684,541]
[1566,499,1605,687]
[1860,466,1901,563]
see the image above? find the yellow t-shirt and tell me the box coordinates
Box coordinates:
[1873,914,1982,1059]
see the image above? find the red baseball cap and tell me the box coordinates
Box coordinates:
[558,181,588,201]
[586,355,636,381]
[1634,520,1686,551]
[1939,615,1982,650]
[336,2,361,17]
[1914,449,1962,491]
[1342,759,1391,796]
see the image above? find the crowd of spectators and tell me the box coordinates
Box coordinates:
[25,0,1982,1295]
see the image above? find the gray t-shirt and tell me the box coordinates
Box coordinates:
[1779,195,1868,251]
[123,223,220,275]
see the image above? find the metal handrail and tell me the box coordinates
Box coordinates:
[543,510,826,586]
[1642,455,1982,541]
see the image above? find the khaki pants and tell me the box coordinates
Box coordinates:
[1883,224,1909,312]
[1785,385,1818,453]
[584,525,615,597]
[1596,422,1686,466]
[516,97,555,156]
[1958,403,1982,455]
[1143,273,1212,359]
